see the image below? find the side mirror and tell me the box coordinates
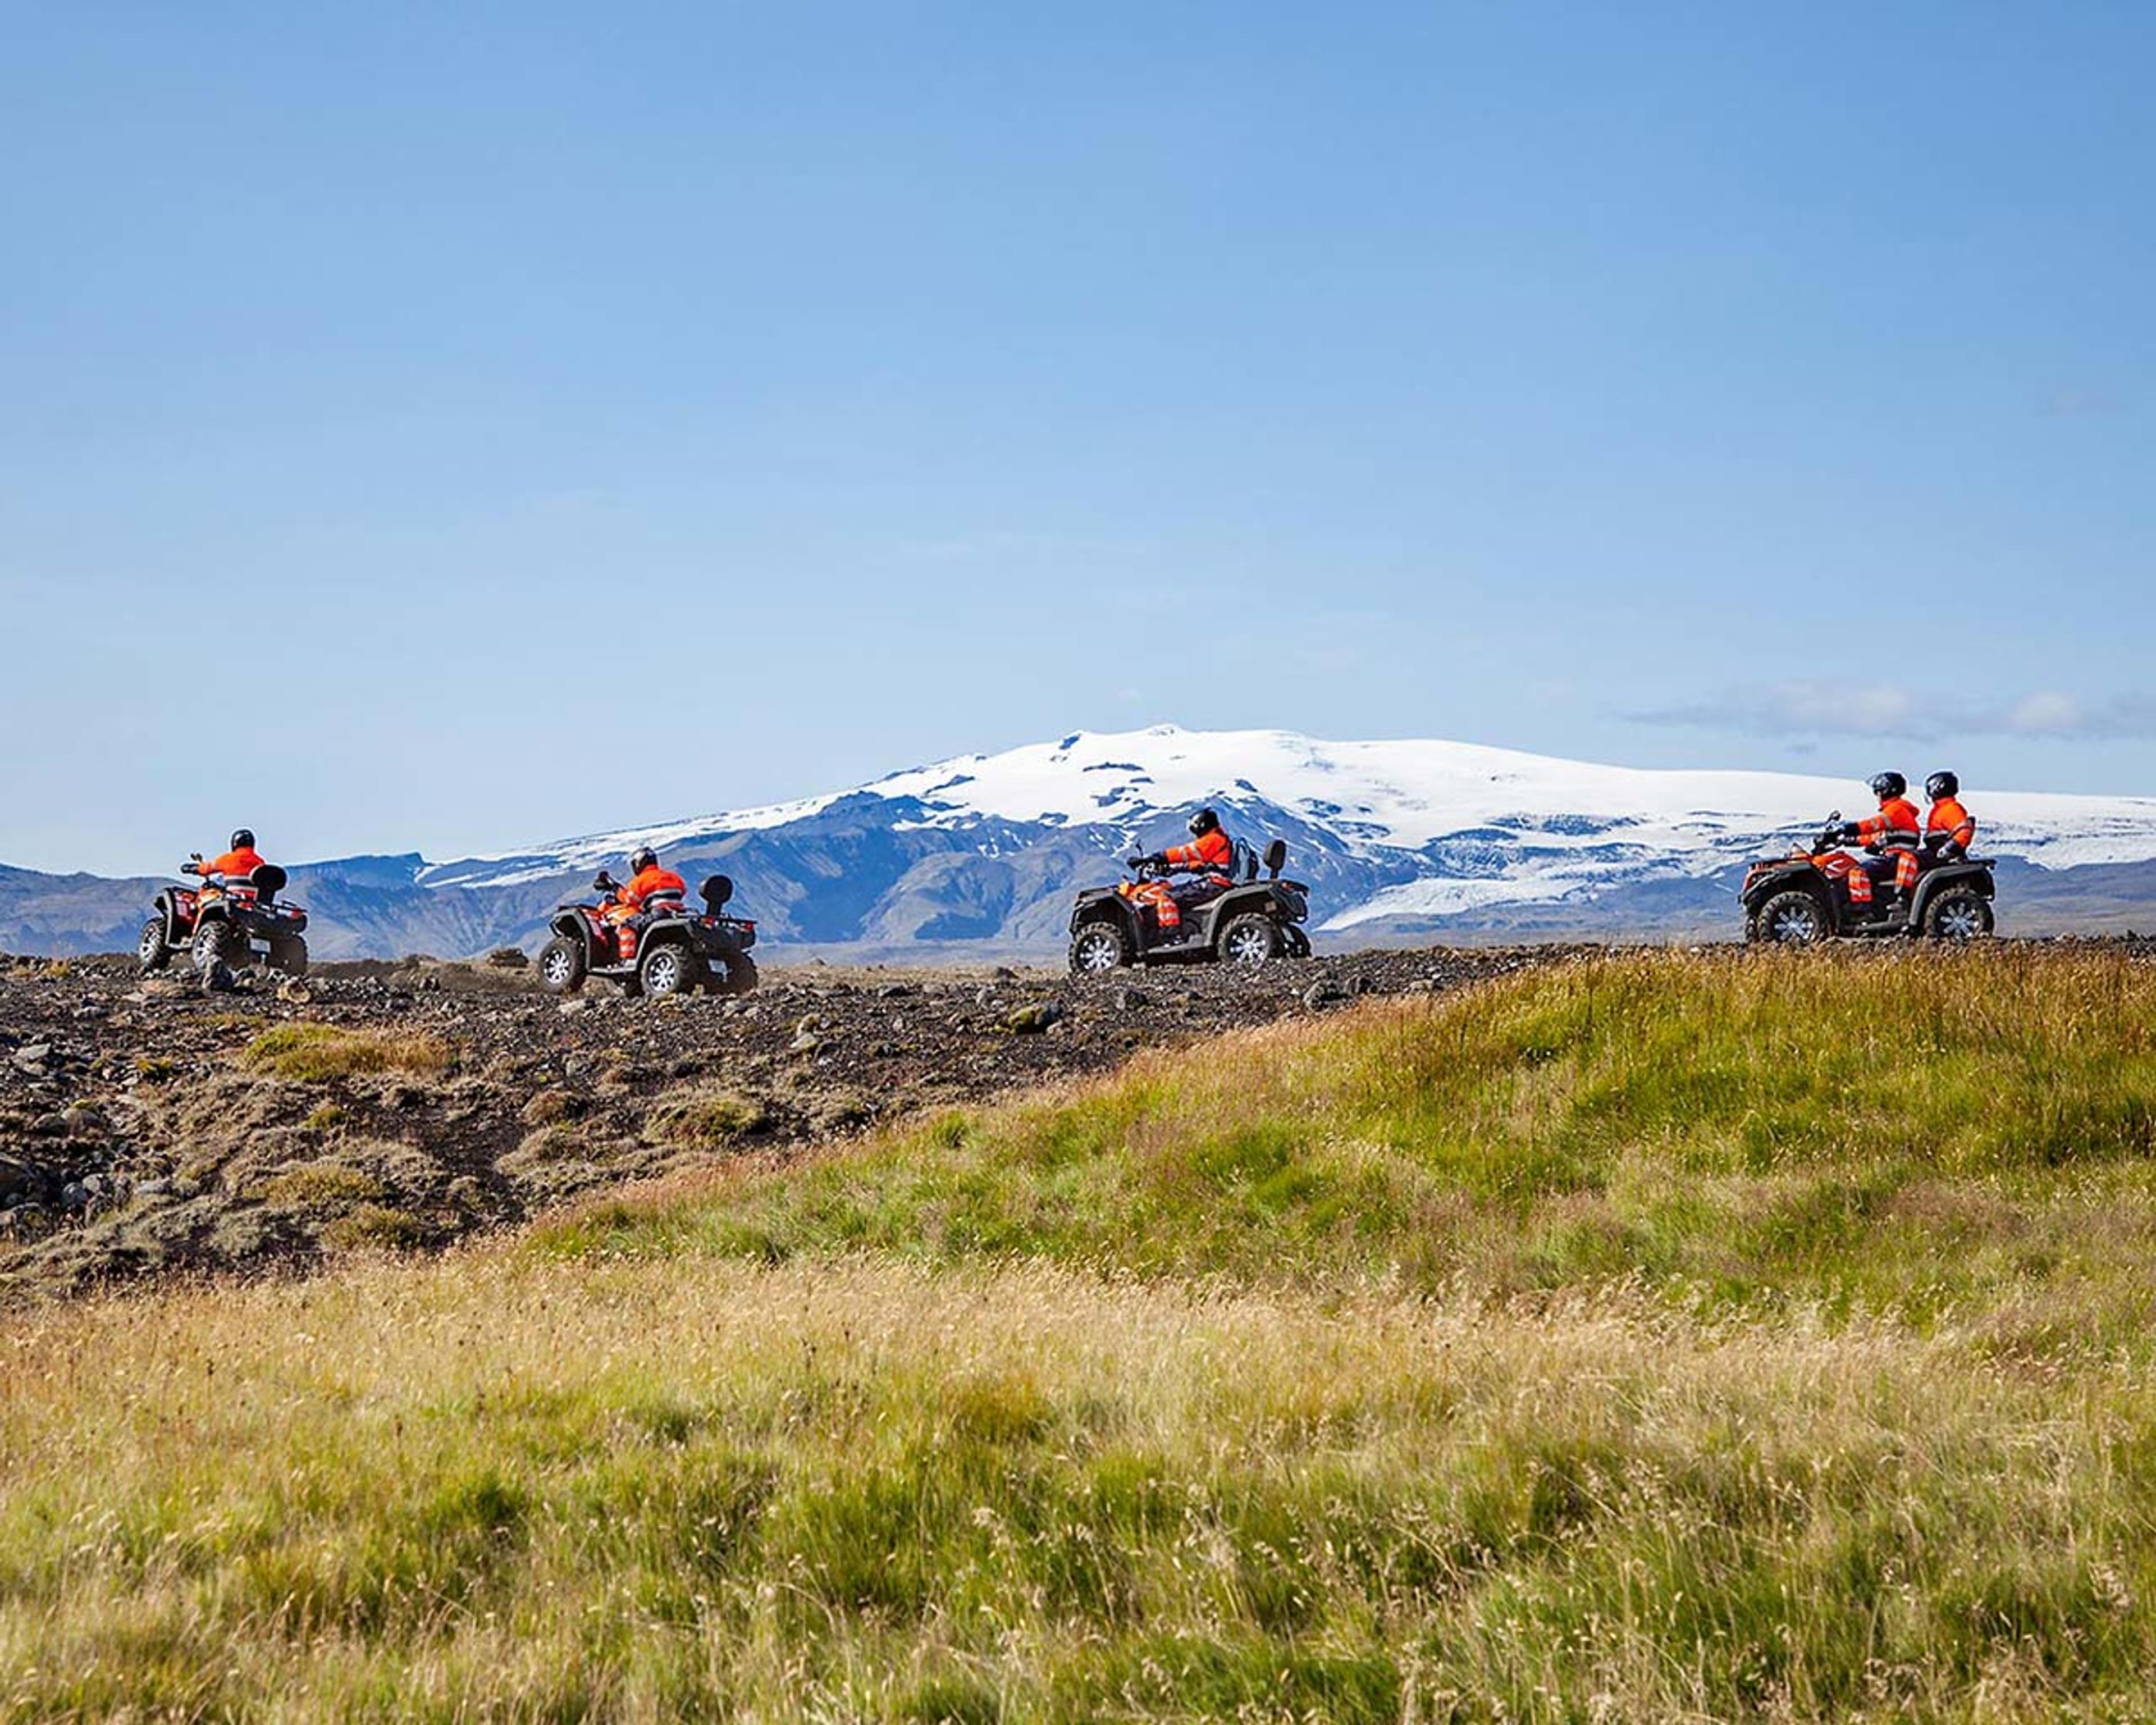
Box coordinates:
[1263,839,1287,879]
[701,874,734,912]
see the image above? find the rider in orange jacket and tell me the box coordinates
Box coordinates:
[602,847,688,961]
[1130,808,1235,936]
[1923,770,1978,860]
[1831,773,1921,910]
[186,829,268,885]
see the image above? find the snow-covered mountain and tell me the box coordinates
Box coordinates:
[11,725,2156,958]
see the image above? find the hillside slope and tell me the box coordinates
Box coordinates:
[7,948,2156,1721]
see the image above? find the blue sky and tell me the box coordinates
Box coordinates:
[2,3,2149,876]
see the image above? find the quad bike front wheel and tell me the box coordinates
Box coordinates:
[1750,890,1830,947]
[1923,888,1994,942]
[638,941,706,998]
[1069,921,1132,975]
[1219,914,1283,968]
[537,936,587,994]
[268,934,309,977]
[191,920,247,976]
[138,918,171,974]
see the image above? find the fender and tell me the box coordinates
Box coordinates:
[550,910,599,957]
[152,889,188,939]
[1071,891,1143,947]
[633,912,700,955]
[1194,883,1292,942]
[1907,862,1997,924]
[1741,861,1821,911]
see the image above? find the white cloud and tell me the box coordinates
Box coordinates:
[2008,691,2085,733]
[1636,684,2156,742]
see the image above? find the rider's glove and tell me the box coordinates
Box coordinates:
[1837,822,1862,843]
[1125,856,1146,868]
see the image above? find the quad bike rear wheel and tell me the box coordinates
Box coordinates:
[1219,914,1283,969]
[638,941,705,998]
[1751,889,1830,947]
[1923,888,1994,942]
[709,947,758,996]
[1069,921,1132,975]
[138,918,171,974]
[1282,925,1312,960]
[268,934,309,977]
[537,936,587,994]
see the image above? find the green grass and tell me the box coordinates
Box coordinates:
[8,947,2156,1721]
[538,947,2156,1344]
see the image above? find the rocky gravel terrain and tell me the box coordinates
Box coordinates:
[0,944,1564,1300]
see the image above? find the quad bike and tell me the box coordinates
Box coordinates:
[1068,837,1312,973]
[138,859,310,977]
[538,872,758,998]
[1741,813,1997,945]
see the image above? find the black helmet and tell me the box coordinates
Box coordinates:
[1926,770,1959,801]
[629,847,657,874]
[1867,772,1906,801]
[1187,807,1221,838]
[230,828,255,851]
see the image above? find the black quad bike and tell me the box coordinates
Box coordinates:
[1741,813,1997,945]
[538,872,759,998]
[1068,838,1313,973]
[139,860,310,978]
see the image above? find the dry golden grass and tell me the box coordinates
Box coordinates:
[642,1082,771,1148]
[4,1246,2156,1721]
[243,1023,454,1083]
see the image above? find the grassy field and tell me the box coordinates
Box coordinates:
[7,947,2156,1721]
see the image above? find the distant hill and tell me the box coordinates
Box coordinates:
[9,725,2156,958]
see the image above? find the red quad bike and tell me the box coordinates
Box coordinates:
[1740,811,1997,946]
[538,872,759,998]
[1068,838,1313,973]
[139,859,310,978]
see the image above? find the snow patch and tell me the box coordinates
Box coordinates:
[431,727,2156,920]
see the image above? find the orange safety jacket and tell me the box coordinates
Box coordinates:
[200,846,267,880]
[1926,796,1977,851]
[1852,797,1920,848]
[620,864,687,909]
[1161,828,1234,879]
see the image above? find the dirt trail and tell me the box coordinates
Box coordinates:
[0,946,1561,1299]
